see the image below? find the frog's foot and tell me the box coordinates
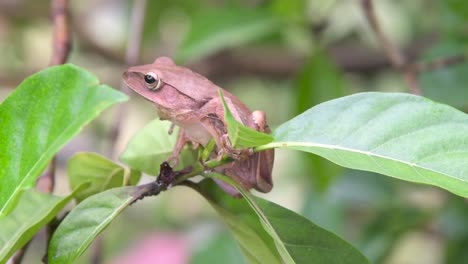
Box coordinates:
[165,154,180,168]
[218,134,253,160]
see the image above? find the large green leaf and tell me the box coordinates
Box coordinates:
[68,152,141,202]
[0,187,84,262]
[48,185,152,264]
[0,64,127,217]
[175,8,280,63]
[257,92,468,197]
[192,176,369,263]
[119,120,197,175]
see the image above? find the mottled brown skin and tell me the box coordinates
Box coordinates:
[123,57,274,195]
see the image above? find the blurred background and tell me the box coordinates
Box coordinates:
[1,0,467,263]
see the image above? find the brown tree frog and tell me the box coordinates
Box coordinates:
[123,57,274,195]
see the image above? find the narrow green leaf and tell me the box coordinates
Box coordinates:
[258,92,468,197]
[219,89,274,148]
[119,120,197,175]
[193,175,369,263]
[190,180,282,264]
[68,152,141,202]
[0,185,86,262]
[175,8,280,63]
[0,64,128,217]
[48,185,152,264]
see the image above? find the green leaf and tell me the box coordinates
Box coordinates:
[257,92,468,197]
[48,185,152,264]
[193,174,369,263]
[119,120,197,175]
[175,8,280,63]
[0,64,128,217]
[219,89,274,148]
[0,186,85,262]
[68,152,141,202]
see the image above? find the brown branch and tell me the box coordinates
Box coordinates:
[415,54,467,73]
[49,0,71,65]
[361,0,406,68]
[361,0,421,95]
[40,1,73,263]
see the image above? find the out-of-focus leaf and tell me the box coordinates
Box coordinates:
[219,90,273,148]
[302,170,399,239]
[444,236,468,264]
[0,64,127,217]
[436,196,468,264]
[268,0,306,22]
[356,207,431,263]
[120,120,197,175]
[68,152,141,202]
[438,196,468,240]
[294,49,346,191]
[258,92,468,197]
[191,231,245,264]
[437,0,468,44]
[420,42,468,109]
[140,0,201,44]
[0,186,85,262]
[48,185,153,264]
[446,0,468,20]
[175,8,280,63]
[194,175,369,263]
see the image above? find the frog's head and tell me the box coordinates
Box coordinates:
[123,57,209,119]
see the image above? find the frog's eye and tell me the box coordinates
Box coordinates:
[144,72,162,91]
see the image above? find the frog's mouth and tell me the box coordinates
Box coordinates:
[122,71,142,89]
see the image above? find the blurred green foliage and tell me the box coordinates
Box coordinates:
[1,0,467,263]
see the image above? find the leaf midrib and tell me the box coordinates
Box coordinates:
[257,141,463,182]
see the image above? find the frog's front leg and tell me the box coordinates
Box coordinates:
[166,128,190,166]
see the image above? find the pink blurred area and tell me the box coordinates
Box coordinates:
[109,233,189,264]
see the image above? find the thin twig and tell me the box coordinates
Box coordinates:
[109,0,147,159]
[361,0,421,95]
[38,1,72,263]
[49,0,71,65]
[361,0,405,68]
[132,157,235,203]
[90,1,148,263]
[415,54,467,73]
